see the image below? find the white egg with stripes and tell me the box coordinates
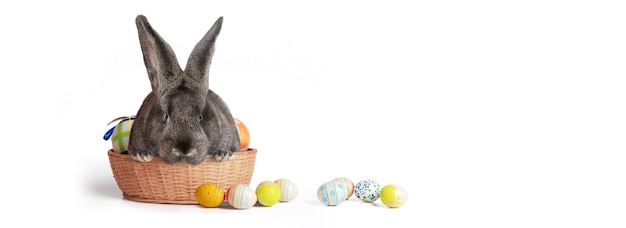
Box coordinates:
[274,178,298,202]
[226,184,257,209]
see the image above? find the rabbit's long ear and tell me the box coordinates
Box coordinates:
[183,17,223,94]
[136,15,182,96]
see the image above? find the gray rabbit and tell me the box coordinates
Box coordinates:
[128,15,240,165]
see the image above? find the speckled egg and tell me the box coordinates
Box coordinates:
[316,180,347,206]
[225,184,257,209]
[333,177,354,200]
[274,178,298,202]
[354,179,382,203]
[111,118,134,154]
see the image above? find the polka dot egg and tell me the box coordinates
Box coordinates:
[354,179,382,203]
[317,180,347,206]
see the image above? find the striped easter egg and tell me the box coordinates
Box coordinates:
[316,180,347,206]
[274,179,298,202]
[226,184,257,209]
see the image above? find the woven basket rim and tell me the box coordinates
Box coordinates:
[107,148,257,163]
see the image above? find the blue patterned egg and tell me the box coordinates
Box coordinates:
[317,180,347,206]
[354,179,382,203]
[333,177,354,200]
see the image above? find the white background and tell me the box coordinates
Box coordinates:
[1,0,625,227]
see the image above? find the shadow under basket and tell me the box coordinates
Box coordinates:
[107,148,257,204]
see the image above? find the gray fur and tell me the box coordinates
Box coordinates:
[128,15,240,165]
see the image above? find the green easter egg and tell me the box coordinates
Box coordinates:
[112,119,133,153]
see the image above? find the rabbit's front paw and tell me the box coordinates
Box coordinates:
[213,149,234,162]
[130,150,154,162]
[184,148,208,165]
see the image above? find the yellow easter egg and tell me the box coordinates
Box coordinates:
[256,181,281,207]
[195,183,225,208]
[380,184,408,208]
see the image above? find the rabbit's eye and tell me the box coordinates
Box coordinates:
[163,114,169,122]
[198,114,203,122]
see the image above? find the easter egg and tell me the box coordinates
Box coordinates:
[234,118,250,151]
[333,177,354,200]
[380,184,408,208]
[274,179,298,202]
[256,181,281,207]
[111,118,134,154]
[354,179,382,203]
[226,184,257,209]
[195,183,225,208]
[317,180,347,206]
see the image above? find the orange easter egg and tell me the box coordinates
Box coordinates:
[235,118,250,150]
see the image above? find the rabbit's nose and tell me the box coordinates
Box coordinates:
[176,141,191,154]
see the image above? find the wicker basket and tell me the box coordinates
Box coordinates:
[107,148,257,204]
